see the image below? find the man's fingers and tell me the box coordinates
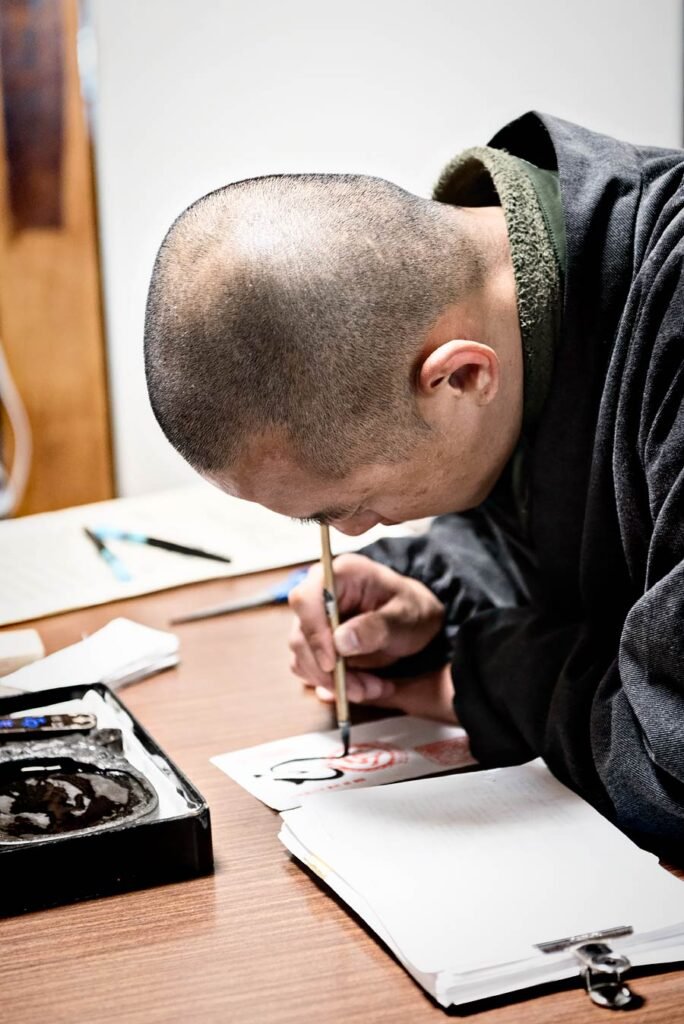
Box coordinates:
[289,554,443,676]
[288,621,332,688]
[288,564,336,673]
[321,553,395,612]
[333,611,388,658]
[352,672,396,701]
[333,595,426,660]
[313,672,396,705]
[288,554,388,672]
[362,667,458,722]
[313,666,457,723]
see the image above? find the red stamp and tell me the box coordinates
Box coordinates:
[329,742,408,773]
[414,737,472,767]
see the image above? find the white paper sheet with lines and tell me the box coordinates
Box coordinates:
[279,760,684,1006]
[0,483,430,626]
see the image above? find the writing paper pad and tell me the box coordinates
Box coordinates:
[280,760,684,1003]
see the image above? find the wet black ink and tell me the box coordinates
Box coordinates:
[267,755,346,785]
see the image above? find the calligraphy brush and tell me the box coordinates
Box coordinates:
[319,524,350,756]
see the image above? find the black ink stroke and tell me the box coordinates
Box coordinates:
[267,755,345,784]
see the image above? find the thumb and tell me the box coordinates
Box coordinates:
[334,600,406,658]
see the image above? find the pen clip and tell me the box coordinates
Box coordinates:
[574,942,635,1010]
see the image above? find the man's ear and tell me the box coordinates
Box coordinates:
[417,339,499,404]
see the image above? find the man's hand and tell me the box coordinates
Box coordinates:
[288,553,458,722]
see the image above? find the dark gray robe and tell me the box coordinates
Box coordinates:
[363,111,684,863]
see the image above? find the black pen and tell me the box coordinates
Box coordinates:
[91,526,231,564]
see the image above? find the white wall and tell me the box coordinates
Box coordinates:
[91,0,683,496]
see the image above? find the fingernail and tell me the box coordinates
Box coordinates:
[314,648,335,673]
[362,678,382,700]
[347,681,363,702]
[335,627,360,656]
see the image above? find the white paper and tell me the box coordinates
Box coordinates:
[211,716,475,810]
[281,815,684,1007]
[0,481,430,625]
[280,760,684,978]
[0,618,179,694]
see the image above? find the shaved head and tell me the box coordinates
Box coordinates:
[144,173,485,479]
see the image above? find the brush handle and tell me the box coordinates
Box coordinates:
[320,525,350,731]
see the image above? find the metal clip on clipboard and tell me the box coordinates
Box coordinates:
[536,925,637,1009]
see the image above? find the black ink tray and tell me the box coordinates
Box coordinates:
[0,683,213,917]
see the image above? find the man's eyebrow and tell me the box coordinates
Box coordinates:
[291,506,356,526]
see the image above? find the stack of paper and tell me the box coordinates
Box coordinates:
[0,629,44,676]
[278,761,684,1006]
[0,618,179,694]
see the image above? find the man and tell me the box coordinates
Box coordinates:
[144,111,684,862]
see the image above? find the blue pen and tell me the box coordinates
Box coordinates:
[83,527,132,583]
[170,568,309,624]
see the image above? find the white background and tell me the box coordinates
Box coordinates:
[90,0,683,496]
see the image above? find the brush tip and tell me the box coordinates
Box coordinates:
[340,722,351,757]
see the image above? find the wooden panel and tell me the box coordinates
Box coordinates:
[0,0,64,230]
[0,0,113,515]
[0,574,683,1023]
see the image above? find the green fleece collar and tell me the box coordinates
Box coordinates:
[433,146,564,429]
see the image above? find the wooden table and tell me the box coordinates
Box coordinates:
[2,572,683,1024]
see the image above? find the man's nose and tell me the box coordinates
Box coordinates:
[330,511,381,536]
